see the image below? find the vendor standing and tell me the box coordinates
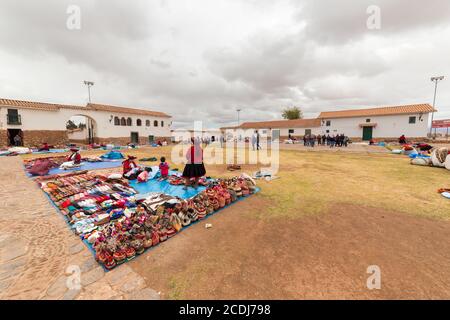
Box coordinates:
[67,147,81,164]
[183,138,206,189]
[13,134,22,146]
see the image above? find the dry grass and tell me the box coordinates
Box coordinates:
[21,145,450,220]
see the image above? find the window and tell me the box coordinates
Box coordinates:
[120,117,126,126]
[161,121,164,127]
[154,120,158,127]
[326,120,331,126]
[288,129,294,134]
[127,117,132,126]
[326,130,330,133]
[146,120,150,127]
[137,119,142,126]
[409,116,416,124]
[262,130,267,134]
[7,109,21,125]
[305,129,311,135]
[366,119,371,123]
[114,117,120,126]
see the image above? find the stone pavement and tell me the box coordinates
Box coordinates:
[0,156,159,300]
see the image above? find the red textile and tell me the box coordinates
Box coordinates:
[122,159,137,174]
[67,152,81,164]
[186,145,203,164]
[159,162,169,176]
[28,159,52,176]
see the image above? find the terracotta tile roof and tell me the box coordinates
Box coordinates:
[221,118,321,130]
[0,98,83,111]
[0,98,171,117]
[86,103,171,118]
[318,104,435,119]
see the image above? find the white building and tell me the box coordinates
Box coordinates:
[0,98,172,147]
[221,118,322,141]
[220,104,435,141]
[318,104,434,141]
[171,128,222,143]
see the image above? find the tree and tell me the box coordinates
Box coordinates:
[282,106,303,120]
[66,120,78,130]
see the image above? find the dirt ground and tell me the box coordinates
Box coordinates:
[7,144,450,299]
[129,200,450,299]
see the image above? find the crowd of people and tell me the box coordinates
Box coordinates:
[302,133,349,148]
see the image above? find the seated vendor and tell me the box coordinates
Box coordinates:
[67,147,81,164]
[399,134,407,144]
[38,142,50,152]
[137,167,152,183]
[122,155,141,179]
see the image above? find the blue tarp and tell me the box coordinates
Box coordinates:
[31,149,69,154]
[26,160,123,177]
[129,171,206,199]
[100,151,125,160]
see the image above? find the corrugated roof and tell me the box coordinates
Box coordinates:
[318,104,435,119]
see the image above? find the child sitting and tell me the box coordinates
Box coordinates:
[137,167,152,183]
[159,157,169,180]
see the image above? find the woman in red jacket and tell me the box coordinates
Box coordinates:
[67,148,81,164]
[183,138,206,189]
[122,155,139,176]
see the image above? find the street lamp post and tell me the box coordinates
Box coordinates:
[237,109,242,126]
[430,76,445,138]
[84,80,95,103]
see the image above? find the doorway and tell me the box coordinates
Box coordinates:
[131,132,139,144]
[362,127,373,141]
[148,135,155,144]
[7,129,23,146]
[272,129,280,141]
[66,115,97,145]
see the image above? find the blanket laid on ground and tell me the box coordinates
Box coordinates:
[28,158,56,176]
[100,150,125,160]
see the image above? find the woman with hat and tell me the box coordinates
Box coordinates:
[182,138,206,189]
[122,155,141,179]
[67,147,81,165]
[60,147,82,170]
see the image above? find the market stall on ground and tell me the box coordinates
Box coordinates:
[30,162,259,270]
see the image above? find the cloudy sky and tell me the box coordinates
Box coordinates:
[0,0,449,128]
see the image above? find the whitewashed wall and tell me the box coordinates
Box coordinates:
[67,128,88,140]
[0,107,172,138]
[319,113,430,138]
[223,126,322,140]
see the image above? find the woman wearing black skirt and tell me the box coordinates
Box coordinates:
[183,138,206,189]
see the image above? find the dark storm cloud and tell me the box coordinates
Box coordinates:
[0,0,449,127]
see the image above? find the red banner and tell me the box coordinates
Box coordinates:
[432,119,450,128]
